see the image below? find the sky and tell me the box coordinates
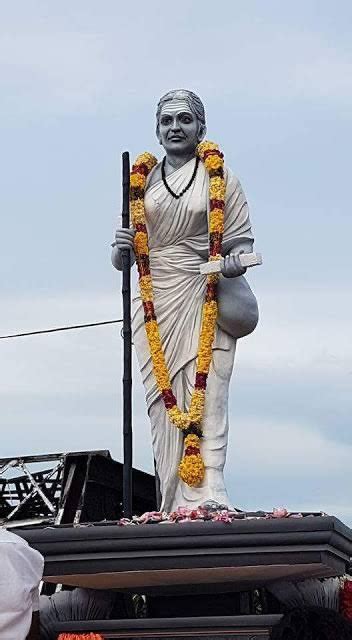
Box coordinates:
[0,1,351,524]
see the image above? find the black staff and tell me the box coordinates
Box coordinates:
[121,151,132,518]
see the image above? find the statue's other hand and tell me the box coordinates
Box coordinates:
[221,251,247,279]
[111,227,136,271]
[111,227,136,252]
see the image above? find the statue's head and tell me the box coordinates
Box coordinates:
[156,89,207,156]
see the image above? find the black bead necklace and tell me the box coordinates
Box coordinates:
[161,156,199,199]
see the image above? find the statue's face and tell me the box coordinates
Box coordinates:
[158,99,200,156]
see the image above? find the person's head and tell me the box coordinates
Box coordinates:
[156,89,207,157]
[270,606,352,640]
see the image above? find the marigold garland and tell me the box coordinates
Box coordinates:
[130,141,226,487]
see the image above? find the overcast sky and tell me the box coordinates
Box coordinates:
[1,1,351,524]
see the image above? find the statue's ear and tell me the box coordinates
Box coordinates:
[198,123,207,142]
[156,124,162,145]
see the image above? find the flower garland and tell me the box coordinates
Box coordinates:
[130,142,225,487]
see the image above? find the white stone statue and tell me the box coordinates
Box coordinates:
[112,89,259,513]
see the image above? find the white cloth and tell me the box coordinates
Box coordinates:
[0,528,44,640]
[132,158,253,511]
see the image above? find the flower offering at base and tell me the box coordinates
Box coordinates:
[58,634,103,640]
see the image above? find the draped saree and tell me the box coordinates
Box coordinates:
[132,158,253,512]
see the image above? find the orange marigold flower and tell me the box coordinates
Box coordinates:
[184,433,201,449]
[139,275,153,301]
[209,176,226,201]
[209,208,225,233]
[168,406,190,429]
[204,154,223,171]
[179,453,205,486]
[207,273,219,285]
[135,152,158,172]
[134,231,149,256]
[130,172,146,189]
[131,199,146,225]
[188,390,205,424]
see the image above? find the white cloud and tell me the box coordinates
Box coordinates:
[229,416,351,477]
[236,284,352,379]
[0,11,351,118]
[225,418,352,524]
[0,32,114,113]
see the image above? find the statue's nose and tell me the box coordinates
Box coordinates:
[171,117,181,131]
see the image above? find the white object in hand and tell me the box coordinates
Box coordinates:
[199,252,262,275]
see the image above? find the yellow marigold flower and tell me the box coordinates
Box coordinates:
[139,275,153,301]
[130,173,146,189]
[197,141,219,158]
[204,154,223,171]
[145,320,161,347]
[197,301,218,372]
[188,390,205,424]
[204,299,218,320]
[209,176,226,201]
[154,367,170,391]
[135,152,158,171]
[168,407,190,429]
[179,453,205,486]
[134,231,149,256]
[207,274,219,285]
[144,321,171,390]
[130,199,145,225]
[184,433,201,448]
[150,349,171,389]
[209,208,225,233]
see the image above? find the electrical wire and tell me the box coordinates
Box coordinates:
[0,319,122,340]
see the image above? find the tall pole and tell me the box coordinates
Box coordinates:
[121,151,132,518]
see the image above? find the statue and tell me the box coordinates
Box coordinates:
[112,89,259,513]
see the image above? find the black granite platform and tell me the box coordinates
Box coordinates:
[18,515,352,594]
[51,614,282,639]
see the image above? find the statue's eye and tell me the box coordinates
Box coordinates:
[161,116,172,125]
[180,114,192,123]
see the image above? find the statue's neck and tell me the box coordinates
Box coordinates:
[164,150,196,173]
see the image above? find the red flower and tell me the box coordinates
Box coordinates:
[185,446,200,456]
[135,223,147,233]
[210,198,225,210]
[341,580,352,620]
[202,149,224,161]
[132,162,149,176]
[162,388,177,409]
[143,300,156,322]
[195,372,208,389]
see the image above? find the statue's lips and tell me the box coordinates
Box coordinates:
[168,136,185,141]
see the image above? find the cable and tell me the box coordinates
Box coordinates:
[0,319,122,340]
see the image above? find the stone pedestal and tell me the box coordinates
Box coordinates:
[17,515,352,639]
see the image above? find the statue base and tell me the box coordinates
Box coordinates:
[18,514,352,639]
